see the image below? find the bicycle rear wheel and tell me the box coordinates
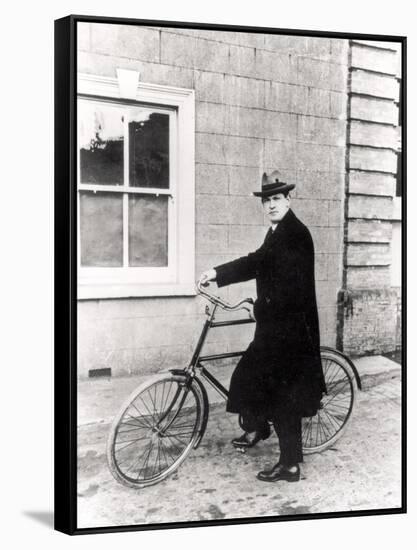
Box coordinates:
[107,372,204,488]
[302,350,356,454]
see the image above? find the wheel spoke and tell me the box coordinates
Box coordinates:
[159,379,167,416]
[150,439,160,478]
[161,430,195,439]
[315,414,320,446]
[299,354,355,452]
[322,397,351,411]
[156,438,163,476]
[323,359,333,379]
[317,411,333,441]
[161,380,175,415]
[116,426,149,436]
[123,413,152,430]
[137,439,155,480]
[316,415,324,446]
[326,365,343,388]
[137,394,158,425]
[325,381,351,407]
[115,435,151,446]
[321,406,342,433]
[302,416,313,439]
[318,411,326,445]
[127,406,154,430]
[148,382,159,419]
[124,440,152,477]
[302,416,314,447]
[164,431,189,448]
[159,435,178,465]
[109,375,202,487]
[159,436,173,469]
[307,418,315,446]
[323,405,349,421]
[153,383,158,416]
[163,432,183,456]
[172,421,196,433]
[114,439,143,454]
[115,454,137,469]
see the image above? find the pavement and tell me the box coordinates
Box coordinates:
[77,354,403,529]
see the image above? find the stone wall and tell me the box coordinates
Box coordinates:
[339,39,402,356]
[338,288,399,355]
[77,23,349,378]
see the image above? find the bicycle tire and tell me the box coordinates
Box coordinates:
[302,349,356,454]
[107,372,205,488]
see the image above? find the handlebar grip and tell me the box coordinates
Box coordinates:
[196,280,254,311]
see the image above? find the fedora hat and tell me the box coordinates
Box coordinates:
[253,171,295,198]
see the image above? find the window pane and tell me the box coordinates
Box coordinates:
[129,195,168,267]
[80,192,123,267]
[129,110,170,189]
[79,101,124,185]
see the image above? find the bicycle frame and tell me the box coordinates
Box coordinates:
[107,285,362,487]
[155,296,251,435]
[177,283,361,451]
[181,294,362,401]
[185,301,255,400]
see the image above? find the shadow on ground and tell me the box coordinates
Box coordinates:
[23,511,54,529]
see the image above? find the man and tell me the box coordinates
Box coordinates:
[199,171,326,482]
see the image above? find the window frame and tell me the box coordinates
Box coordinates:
[77,73,195,299]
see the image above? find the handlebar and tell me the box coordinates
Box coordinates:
[196,280,254,317]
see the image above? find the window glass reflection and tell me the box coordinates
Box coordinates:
[129,110,169,188]
[80,191,123,266]
[79,101,124,185]
[129,195,168,266]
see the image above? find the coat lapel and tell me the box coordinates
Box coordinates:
[263,208,295,251]
[263,227,274,246]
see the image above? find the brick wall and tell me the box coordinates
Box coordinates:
[339,288,399,355]
[77,23,349,378]
[339,40,402,356]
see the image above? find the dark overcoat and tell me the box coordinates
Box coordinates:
[215,209,326,420]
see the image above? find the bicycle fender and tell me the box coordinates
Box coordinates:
[168,369,194,387]
[169,369,209,449]
[190,376,210,450]
[320,346,362,391]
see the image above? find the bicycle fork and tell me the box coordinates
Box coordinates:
[152,379,193,436]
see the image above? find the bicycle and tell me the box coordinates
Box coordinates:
[107,282,362,489]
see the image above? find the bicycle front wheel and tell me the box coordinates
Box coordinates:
[302,350,356,454]
[107,372,204,488]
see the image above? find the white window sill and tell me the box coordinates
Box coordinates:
[77,282,197,300]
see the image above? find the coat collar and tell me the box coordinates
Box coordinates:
[265,208,296,247]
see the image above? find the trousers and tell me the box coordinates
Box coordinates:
[272,410,303,465]
[240,408,303,466]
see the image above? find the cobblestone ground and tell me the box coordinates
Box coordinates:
[77,373,402,529]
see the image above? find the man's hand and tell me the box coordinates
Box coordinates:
[199,269,217,286]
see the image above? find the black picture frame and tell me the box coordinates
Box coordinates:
[55,14,406,535]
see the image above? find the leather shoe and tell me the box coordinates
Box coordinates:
[232,426,271,449]
[256,463,300,482]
